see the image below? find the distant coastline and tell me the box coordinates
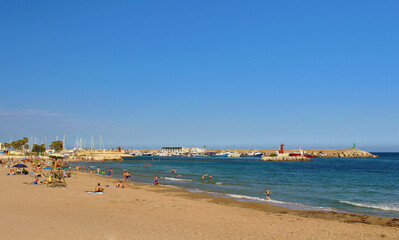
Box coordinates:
[2,147,378,161]
[77,148,377,161]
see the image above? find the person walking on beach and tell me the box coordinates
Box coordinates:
[265,189,272,200]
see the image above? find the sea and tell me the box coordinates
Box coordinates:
[77,152,399,218]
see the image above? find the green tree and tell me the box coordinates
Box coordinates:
[3,143,11,150]
[24,144,30,151]
[50,140,63,152]
[32,144,46,155]
[10,139,27,150]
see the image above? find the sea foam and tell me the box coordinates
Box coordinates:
[164,177,192,182]
[340,201,399,212]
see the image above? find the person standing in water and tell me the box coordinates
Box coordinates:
[265,189,272,200]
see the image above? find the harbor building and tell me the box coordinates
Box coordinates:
[161,147,205,156]
[161,147,191,154]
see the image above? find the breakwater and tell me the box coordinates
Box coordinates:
[75,148,377,161]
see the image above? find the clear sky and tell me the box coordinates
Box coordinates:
[0,1,398,151]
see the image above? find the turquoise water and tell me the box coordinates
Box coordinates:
[79,152,399,218]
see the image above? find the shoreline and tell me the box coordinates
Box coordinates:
[75,158,399,219]
[0,165,398,239]
[90,167,398,224]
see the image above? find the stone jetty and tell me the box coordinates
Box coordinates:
[76,151,130,161]
[261,156,312,161]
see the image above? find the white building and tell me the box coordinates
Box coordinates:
[161,147,205,155]
[161,147,191,154]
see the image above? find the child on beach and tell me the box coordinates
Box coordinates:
[154,175,159,185]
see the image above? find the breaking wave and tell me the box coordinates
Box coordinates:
[340,201,399,212]
[164,177,192,182]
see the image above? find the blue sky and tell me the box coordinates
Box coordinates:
[0,1,398,151]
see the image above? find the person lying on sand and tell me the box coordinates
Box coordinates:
[95,183,104,192]
[116,181,125,188]
[23,178,42,185]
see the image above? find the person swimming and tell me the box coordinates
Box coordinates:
[209,174,213,180]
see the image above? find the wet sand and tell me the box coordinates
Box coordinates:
[0,167,398,240]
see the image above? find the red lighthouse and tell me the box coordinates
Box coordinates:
[279,144,284,154]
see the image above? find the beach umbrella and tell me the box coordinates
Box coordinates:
[13,164,28,168]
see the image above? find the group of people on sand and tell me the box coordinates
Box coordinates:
[1,156,74,186]
[92,169,131,192]
[84,162,273,201]
[94,180,125,193]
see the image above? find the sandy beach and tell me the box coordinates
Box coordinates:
[0,165,398,240]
